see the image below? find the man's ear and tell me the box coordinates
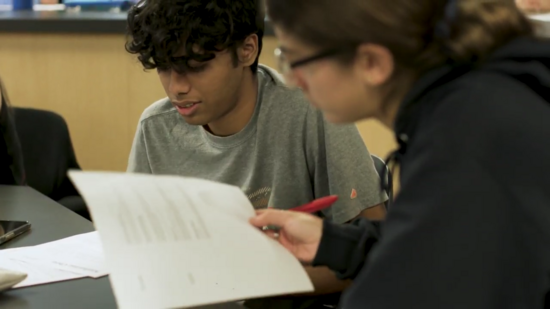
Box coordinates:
[239,34,259,67]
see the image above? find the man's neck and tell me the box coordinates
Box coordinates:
[205,70,258,137]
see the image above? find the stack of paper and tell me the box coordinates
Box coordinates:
[68,171,313,309]
[0,231,107,288]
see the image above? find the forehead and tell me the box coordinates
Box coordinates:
[171,44,230,64]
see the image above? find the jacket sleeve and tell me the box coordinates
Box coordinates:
[312,218,381,279]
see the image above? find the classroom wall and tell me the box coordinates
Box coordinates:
[0,34,396,171]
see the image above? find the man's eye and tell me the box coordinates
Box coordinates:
[187,64,207,73]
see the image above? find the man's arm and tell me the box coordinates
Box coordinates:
[356,203,386,221]
[0,94,25,185]
[127,119,153,173]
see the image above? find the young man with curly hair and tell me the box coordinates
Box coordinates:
[125,0,387,307]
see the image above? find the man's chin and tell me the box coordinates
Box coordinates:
[179,115,209,126]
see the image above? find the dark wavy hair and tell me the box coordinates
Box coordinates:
[126,0,264,74]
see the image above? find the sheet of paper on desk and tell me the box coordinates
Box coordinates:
[11,232,108,278]
[0,232,108,288]
[69,171,314,309]
[0,249,86,288]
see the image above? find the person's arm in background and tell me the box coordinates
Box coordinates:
[301,107,388,295]
[127,118,153,173]
[0,79,25,186]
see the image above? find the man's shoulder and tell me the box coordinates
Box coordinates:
[139,97,177,123]
[258,65,313,117]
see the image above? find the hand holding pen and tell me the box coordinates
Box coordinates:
[251,195,338,262]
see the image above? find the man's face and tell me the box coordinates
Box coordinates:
[158,49,245,126]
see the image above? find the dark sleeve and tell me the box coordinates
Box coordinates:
[312,218,380,279]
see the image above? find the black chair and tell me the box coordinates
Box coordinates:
[13,107,89,219]
[371,154,393,208]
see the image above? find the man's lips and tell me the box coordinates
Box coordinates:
[173,101,201,116]
[172,101,201,108]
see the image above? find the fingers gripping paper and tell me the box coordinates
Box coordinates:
[68,171,313,309]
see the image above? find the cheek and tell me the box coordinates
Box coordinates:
[189,65,242,105]
[301,71,379,123]
[304,73,364,115]
[299,74,334,107]
[158,73,171,93]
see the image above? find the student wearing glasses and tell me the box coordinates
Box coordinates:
[125,0,387,307]
[251,0,550,308]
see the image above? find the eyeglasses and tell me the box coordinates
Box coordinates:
[274,47,352,86]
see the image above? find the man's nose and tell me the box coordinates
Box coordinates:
[168,70,192,96]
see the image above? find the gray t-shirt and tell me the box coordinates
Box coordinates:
[127,65,386,224]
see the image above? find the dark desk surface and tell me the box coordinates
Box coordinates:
[0,11,274,35]
[0,186,243,309]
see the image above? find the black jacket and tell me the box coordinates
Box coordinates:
[313,36,550,309]
[0,97,25,185]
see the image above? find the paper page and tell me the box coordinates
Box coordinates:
[0,249,85,288]
[69,171,313,309]
[12,232,107,278]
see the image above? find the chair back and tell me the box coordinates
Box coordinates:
[13,107,79,199]
[13,108,89,220]
[371,155,393,208]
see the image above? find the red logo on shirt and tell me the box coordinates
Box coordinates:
[350,188,357,199]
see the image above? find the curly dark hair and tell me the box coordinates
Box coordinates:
[126,0,265,73]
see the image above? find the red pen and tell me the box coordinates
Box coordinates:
[261,195,339,232]
[290,195,339,213]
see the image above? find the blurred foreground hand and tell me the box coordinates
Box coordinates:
[516,0,550,12]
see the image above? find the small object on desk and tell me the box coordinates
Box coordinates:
[262,195,339,232]
[0,220,31,245]
[0,268,27,292]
